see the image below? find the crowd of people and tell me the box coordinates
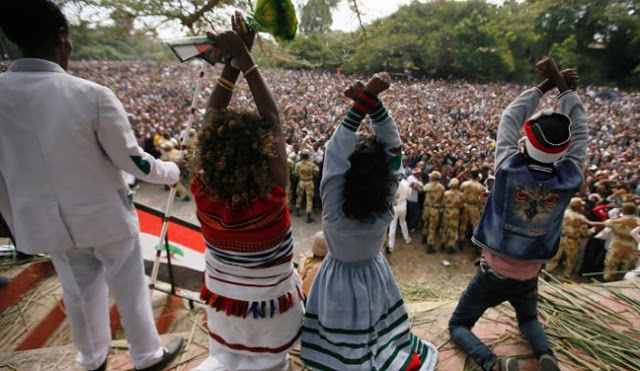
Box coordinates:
[58,59,639,256]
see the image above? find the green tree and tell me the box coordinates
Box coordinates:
[528,0,640,86]
[299,0,340,34]
[59,0,244,34]
[549,35,580,70]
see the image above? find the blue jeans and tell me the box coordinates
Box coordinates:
[448,267,553,371]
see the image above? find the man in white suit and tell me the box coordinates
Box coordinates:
[0,1,184,370]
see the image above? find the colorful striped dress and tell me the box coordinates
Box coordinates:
[191,177,304,370]
[300,93,438,370]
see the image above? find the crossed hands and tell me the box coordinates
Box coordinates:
[343,72,391,101]
[536,57,579,90]
[206,11,255,60]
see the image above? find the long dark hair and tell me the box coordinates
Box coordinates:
[342,136,392,223]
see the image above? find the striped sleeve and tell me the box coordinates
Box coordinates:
[341,106,366,132]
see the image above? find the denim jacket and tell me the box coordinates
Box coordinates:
[472,88,589,263]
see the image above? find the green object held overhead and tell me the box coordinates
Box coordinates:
[248,0,298,41]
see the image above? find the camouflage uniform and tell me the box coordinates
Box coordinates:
[422,172,445,252]
[546,199,593,278]
[603,206,640,281]
[442,179,464,253]
[285,157,295,206]
[295,151,319,222]
[459,178,485,240]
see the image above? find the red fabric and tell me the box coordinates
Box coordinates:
[190,175,291,253]
[405,351,422,371]
[358,91,378,106]
[592,204,610,221]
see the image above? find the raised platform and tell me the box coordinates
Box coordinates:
[1,259,639,370]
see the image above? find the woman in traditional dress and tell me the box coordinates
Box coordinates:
[191,13,303,371]
[300,73,438,370]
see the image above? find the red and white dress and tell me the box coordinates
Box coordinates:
[191,176,304,371]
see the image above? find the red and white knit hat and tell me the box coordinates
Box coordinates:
[524,109,572,163]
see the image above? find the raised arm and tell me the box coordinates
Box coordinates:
[537,58,588,171]
[321,73,399,221]
[205,11,254,111]
[494,89,542,170]
[206,22,287,188]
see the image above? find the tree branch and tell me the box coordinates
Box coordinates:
[348,0,367,41]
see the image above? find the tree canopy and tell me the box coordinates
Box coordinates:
[1,0,638,88]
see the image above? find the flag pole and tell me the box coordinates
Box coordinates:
[149,59,207,292]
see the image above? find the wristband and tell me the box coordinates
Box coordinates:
[243,64,259,77]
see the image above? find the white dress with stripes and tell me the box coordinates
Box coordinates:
[300,101,438,370]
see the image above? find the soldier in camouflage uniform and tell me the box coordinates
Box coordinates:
[295,149,319,223]
[603,203,640,281]
[285,156,295,208]
[422,171,445,253]
[442,178,464,254]
[546,197,595,278]
[459,168,485,250]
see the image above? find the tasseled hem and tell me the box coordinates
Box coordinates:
[200,285,304,319]
[406,351,422,371]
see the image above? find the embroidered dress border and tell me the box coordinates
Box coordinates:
[200,286,304,319]
[208,327,303,354]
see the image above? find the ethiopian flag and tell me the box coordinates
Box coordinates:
[136,203,205,291]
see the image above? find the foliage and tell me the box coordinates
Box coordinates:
[2,0,638,88]
[337,0,530,81]
[70,20,172,61]
[528,0,640,86]
[549,35,580,71]
[59,0,243,34]
[299,0,340,34]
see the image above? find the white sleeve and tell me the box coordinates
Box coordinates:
[495,88,542,170]
[96,87,180,184]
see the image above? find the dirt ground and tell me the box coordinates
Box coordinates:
[133,181,478,301]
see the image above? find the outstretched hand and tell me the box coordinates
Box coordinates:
[536,57,569,92]
[364,72,391,96]
[343,81,365,100]
[231,10,255,51]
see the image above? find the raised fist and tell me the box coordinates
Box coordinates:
[535,57,561,81]
[363,72,391,96]
[343,81,365,100]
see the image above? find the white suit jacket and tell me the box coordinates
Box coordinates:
[0,59,180,254]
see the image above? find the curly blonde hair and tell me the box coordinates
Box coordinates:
[197,109,278,209]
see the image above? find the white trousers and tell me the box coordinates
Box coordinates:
[50,235,164,370]
[388,202,410,250]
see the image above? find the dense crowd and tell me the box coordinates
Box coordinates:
[56,60,638,208]
[2,58,637,224]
